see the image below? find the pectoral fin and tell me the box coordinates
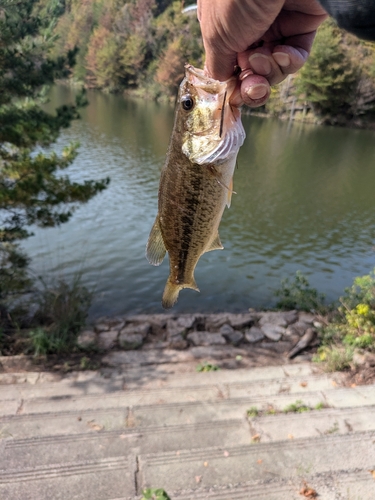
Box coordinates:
[146,215,166,266]
[227,177,234,208]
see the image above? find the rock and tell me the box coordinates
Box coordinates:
[352,350,375,367]
[284,325,299,337]
[118,332,144,350]
[245,327,265,343]
[77,330,96,349]
[205,314,230,331]
[219,324,243,345]
[97,330,118,350]
[283,310,298,325]
[168,334,188,350]
[258,312,288,327]
[94,323,110,333]
[176,314,197,329]
[287,328,316,359]
[313,320,324,329]
[142,341,170,350]
[290,321,310,336]
[167,318,187,337]
[127,314,170,328]
[187,331,226,346]
[260,324,285,341]
[226,313,254,329]
[298,312,315,324]
[120,323,151,339]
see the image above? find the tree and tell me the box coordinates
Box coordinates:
[295,19,359,122]
[0,0,109,306]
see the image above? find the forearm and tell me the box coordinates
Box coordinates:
[319,0,375,40]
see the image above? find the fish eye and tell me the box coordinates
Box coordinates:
[181,95,194,111]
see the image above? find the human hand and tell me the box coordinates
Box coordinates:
[197,0,327,107]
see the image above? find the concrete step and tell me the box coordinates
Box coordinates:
[0,419,250,469]
[130,384,375,427]
[137,431,375,491]
[0,363,329,402]
[0,362,317,385]
[250,405,375,442]
[0,456,136,500]
[2,385,375,439]
[169,469,375,499]
[0,373,344,417]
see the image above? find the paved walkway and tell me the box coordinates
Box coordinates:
[0,357,374,499]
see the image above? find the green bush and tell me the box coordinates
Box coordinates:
[29,276,92,355]
[275,271,326,311]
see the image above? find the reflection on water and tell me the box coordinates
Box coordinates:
[21,87,375,318]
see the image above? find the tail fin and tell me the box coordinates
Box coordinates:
[162,278,200,309]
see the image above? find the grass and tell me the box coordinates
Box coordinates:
[247,401,327,418]
[196,362,220,372]
[28,275,92,356]
[141,489,171,500]
[247,407,259,418]
[283,400,311,413]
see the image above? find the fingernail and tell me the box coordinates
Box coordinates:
[273,52,291,68]
[246,83,268,100]
[248,54,272,76]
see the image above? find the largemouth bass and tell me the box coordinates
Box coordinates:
[146,64,245,308]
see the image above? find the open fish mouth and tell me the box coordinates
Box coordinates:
[182,66,246,165]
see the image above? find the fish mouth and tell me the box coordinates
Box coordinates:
[182,65,246,165]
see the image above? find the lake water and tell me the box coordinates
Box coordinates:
[22,86,375,318]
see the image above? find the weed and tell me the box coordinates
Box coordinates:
[314,344,354,372]
[325,421,339,434]
[283,400,310,413]
[141,488,171,500]
[314,402,325,410]
[80,356,90,370]
[29,275,92,355]
[196,362,220,372]
[275,271,326,312]
[247,407,259,418]
[265,407,277,415]
[29,328,53,357]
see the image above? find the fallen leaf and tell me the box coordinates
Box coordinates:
[300,481,318,498]
[351,383,357,388]
[252,434,261,442]
[300,381,308,388]
[87,420,103,431]
[369,469,375,479]
[257,459,263,464]
[288,434,294,439]
[203,461,208,467]
[195,476,202,483]
[331,380,337,387]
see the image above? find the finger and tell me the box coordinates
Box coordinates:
[237,32,316,86]
[238,47,285,86]
[233,74,271,108]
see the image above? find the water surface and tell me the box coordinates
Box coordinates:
[22,87,375,318]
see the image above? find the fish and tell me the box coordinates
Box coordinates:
[146,64,245,309]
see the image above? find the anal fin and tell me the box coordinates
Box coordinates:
[207,232,224,252]
[146,215,166,266]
